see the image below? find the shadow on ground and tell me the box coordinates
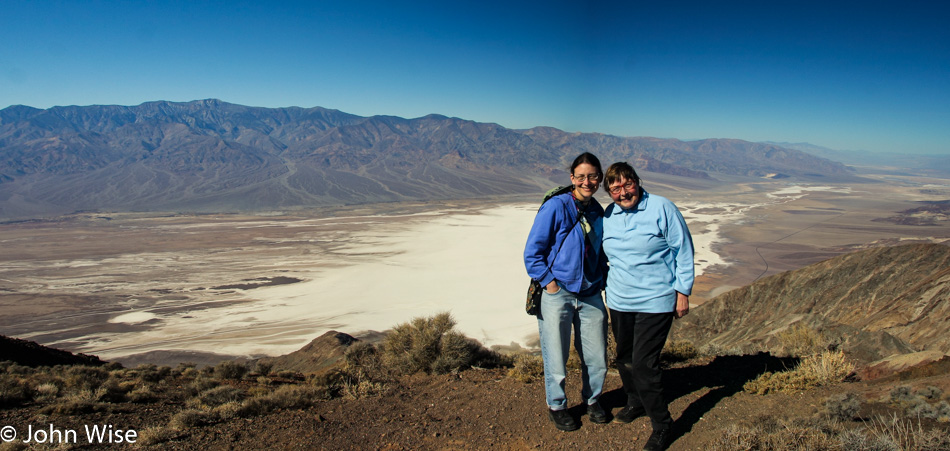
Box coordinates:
[597,353,799,440]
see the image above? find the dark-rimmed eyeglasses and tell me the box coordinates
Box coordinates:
[572,174,601,183]
[608,181,637,195]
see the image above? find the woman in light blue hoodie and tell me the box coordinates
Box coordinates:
[602,162,694,451]
[523,152,609,432]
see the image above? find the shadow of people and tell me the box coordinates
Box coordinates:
[666,353,798,440]
[600,353,798,442]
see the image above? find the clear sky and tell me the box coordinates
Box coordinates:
[2,0,948,154]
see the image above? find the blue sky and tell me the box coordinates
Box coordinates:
[2,0,948,154]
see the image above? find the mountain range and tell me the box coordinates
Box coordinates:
[1,99,859,219]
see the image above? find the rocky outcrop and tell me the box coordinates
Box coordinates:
[0,335,105,367]
[675,244,950,364]
[257,330,359,375]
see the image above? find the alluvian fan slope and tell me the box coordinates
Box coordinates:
[0,99,857,219]
[674,243,950,365]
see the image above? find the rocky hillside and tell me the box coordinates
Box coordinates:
[674,243,950,369]
[0,335,105,367]
[0,99,857,219]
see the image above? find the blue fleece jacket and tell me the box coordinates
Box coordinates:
[524,192,605,294]
[602,190,694,313]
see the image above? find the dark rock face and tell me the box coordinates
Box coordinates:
[1,100,855,219]
[0,335,105,367]
[675,243,950,363]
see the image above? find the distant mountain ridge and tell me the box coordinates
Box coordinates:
[0,99,857,219]
[766,141,950,177]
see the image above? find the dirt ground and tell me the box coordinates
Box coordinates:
[3,356,948,450]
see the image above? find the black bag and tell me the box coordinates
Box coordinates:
[525,185,581,316]
[526,279,544,316]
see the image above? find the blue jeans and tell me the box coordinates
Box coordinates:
[537,284,608,410]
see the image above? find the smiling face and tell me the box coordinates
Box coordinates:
[607,176,640,210]
[570,163,601,202]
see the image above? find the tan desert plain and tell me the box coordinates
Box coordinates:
[1,170,948,366]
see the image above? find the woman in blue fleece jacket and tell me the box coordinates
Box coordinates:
[602,162,694,451]
[523,152,609,432]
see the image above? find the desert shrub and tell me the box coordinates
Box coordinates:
[744,350,854,394]
[700,343,744,357]
[936,401,950,421]
[33,382,61,403]
[64,365,110,391]
[211,401,243,421]
[276,370,301,379]
[247,385,270,398]
[0,440,28,451]
[431,330,478,374]
[133,364,171,383]
[41,388,100,415]
[0,363,32,375]
[709,424,762,450]
[168,408,217,430]
[191,385,246,408]
[235,385,329,418]
[837,428,899,451]
[662,339,699,362]
[778,323,828,357]
[890,386,917,404]
[255,361,273,377]
[126,384,157,403]
[382,312,499,375]
[910,401,938,419]
[0,375,32,407]
[341,376,386,399]
[344,342,388,381]
[95,378,131,403]
[868,413,950,451]
[187,376,220,396]
[825,392,862,421]
[507,354,544,383]
[917,386,943,400]
[213,361,249,380]
[708,418,840,451]
[796,350,854,385]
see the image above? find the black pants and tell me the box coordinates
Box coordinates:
[610,309,674,430]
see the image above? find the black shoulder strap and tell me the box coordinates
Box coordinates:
[536,188,583,282]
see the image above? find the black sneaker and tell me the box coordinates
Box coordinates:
[587,402,610,424]
[613,405,646,423]
[643,427,672,451]
[548,408,579,431]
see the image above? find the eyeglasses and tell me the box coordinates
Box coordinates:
[572,173,601,183]
[608,181,637,195]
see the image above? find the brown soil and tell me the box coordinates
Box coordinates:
[3,356,948,450]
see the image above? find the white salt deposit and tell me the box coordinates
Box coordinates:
[72,184,844,359]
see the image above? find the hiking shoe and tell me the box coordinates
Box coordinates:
[548,408,579,431]
[613,405,646,423]
[587,401,610,424]
[643,427,672,451]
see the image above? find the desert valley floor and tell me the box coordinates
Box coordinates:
[1,172,948,366]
